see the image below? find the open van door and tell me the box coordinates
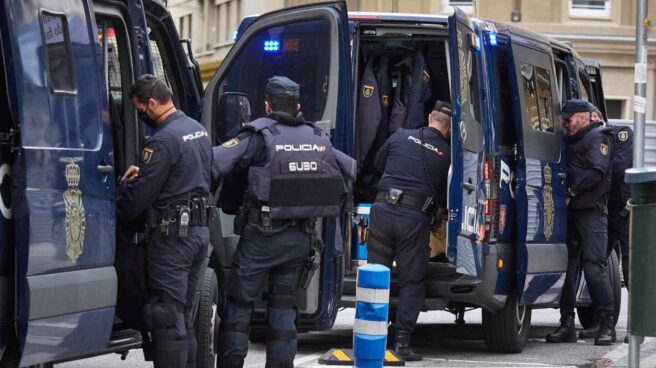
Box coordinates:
[200,1,352,330]
[1,0,117,365]
[508,37,568,305]
[447,9,485,277]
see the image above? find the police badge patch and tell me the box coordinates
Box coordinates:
[362,84,374,98]
[142,147,154,163]
[222,138,240,148]
[382,95,389,107]
[618,131,628,142]
[600,143,609,156]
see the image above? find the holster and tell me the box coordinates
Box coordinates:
[297,221,322,290]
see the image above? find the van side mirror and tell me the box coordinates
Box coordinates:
[217,92,252,140]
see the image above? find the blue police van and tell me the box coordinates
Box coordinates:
[0,0,219,367]
[213,1,621,353]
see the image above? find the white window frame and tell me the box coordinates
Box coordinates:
[442,0,473,15]
[569,0,611,18]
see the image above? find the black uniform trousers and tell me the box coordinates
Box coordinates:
[366,202,431,332]
[147,226,209,365]
[560,207,614,314]
[220,225,309,366]
[608,201,630,289]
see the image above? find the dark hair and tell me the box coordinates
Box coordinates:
[128,74,172,104]
[267,95,298,115]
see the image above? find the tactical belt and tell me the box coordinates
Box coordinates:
[375,188,435,215]
[147,197,216,237]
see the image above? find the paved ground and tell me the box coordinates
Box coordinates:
[60,289,655,368]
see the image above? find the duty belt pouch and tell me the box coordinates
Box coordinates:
[177,206,190,238]
[386,188,403,206]
[233,207,248,236]
[146,207,159,230]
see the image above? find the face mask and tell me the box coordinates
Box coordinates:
[139,107,158,129]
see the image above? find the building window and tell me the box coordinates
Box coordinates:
[606,98,625,120]
[179,14,192,40]
[211,0,240,47]
[442,0,473,14]
[569,0,611,18]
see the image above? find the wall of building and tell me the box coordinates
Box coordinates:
[168,0,655,119]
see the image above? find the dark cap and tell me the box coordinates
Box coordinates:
[432,100,453,117]
[562,99,594,120]
[266,76,300,100]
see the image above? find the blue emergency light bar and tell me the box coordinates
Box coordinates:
[489,32,497,46]
[263,39,280,52]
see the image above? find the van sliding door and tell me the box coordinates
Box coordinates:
[1,0,117,365]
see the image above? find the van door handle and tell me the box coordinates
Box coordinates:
[463,181,476,193]
[97,165,114,175]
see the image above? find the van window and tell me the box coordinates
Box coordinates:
[147,27,180,109]
[215,19,331,143]
[456,24,483,152]
[520,63,554,134]
[554,59,571,105]
[492,46,515,148]
[578,70,591,101]
[40,12,76,94]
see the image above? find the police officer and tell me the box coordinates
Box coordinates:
[212,76,353,368]
[546,99,615,346]
[117,74,213,368]
[367,100,452,361]
[578,105,634,342]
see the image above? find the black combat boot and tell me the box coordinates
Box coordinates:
[546,311,577,343]
[595,312,617,346]
[393,329,422,361]
[579,322,600,339]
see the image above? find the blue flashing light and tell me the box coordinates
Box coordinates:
[233,28,239,41]
[489,32,497,46]
[263,39,280,52]
[475,35,481,51]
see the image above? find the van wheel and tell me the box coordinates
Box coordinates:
[195,268,219,368]
[482,294,531,353]
[577,250,622,329]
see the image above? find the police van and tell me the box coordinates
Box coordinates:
[211,1,621,353]
[0,0,217,367]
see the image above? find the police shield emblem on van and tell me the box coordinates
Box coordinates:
[63,161,86,262]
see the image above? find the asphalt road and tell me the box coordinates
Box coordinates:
[59,289,656,368]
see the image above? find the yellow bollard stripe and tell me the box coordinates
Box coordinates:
[385,351,399,362]
[333,349,352,361]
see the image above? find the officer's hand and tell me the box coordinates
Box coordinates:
[121,165,140,182]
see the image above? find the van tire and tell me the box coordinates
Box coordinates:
[576,249,622,329]
[195,268,219,368]
[482,294,531,353]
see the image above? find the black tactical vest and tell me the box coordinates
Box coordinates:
[245,118,346,219]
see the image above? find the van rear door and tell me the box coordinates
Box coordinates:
[447,9,485,277]
[508,37,568,305]
[201,1,352,330]
[2,0,117,365]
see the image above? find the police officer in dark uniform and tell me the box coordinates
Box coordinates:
[367,101,452,361]
[546,99,615,346]
[212,76,353,368]
[578,105,634,342]
[117,75,213,368]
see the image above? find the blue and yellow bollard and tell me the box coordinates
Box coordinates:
[353,263,390,368]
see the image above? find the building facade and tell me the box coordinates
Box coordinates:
[168,0,655,119]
